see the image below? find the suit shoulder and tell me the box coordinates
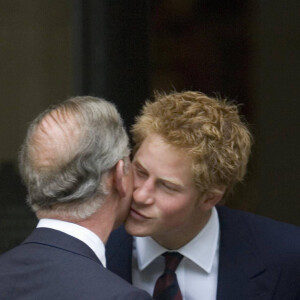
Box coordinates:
[0,247,151,299]
[96,269,152,299]
[217,205,300,233]
[217,205,300,256]
[70,265,151,299]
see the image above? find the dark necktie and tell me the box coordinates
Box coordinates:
[153,252,184,300]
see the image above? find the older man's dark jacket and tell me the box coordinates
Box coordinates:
[0,228,152,300]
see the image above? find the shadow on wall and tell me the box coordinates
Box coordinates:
[0,162,36,254]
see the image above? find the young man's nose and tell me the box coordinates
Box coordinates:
[133,181,155,205]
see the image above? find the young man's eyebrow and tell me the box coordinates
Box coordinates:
[133,160,146,171]
[134,158,185,189]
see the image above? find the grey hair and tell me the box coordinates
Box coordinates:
[19,96,130,219]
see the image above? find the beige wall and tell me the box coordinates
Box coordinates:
[0,1,73,162]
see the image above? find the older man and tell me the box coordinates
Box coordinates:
[106,91,300,300]
[0,96,151,299]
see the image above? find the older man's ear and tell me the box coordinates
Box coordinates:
[112,159,126,199]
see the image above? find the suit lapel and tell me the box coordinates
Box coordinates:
[216,206,280,300]
[106,226,133,283]
[23,227,102,265]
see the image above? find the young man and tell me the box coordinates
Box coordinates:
[0,96,151,299]
[106,91,300,300]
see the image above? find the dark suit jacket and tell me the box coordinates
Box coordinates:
[0,228,152,300]
[106,206,300,300]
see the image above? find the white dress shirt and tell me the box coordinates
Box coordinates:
[37,218,106,267]
[132,207,220,300]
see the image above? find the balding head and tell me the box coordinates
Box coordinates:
[19,96,130,219]
[29,107,82,171]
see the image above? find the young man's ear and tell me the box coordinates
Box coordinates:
[114,159,126,198]
[201,187,226,210]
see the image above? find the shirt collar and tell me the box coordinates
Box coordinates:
[37,218,106,267]
[135,207,219,273]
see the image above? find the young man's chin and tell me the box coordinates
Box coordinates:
[124,217,150,237]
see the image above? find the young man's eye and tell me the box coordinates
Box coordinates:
[135,167,147,178]
[161,182,178,192]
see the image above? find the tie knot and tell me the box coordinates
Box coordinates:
[163,252,183,272]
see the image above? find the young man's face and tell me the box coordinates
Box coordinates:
[125,134,211,249]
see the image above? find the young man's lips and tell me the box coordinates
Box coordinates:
[130,207,151,219]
